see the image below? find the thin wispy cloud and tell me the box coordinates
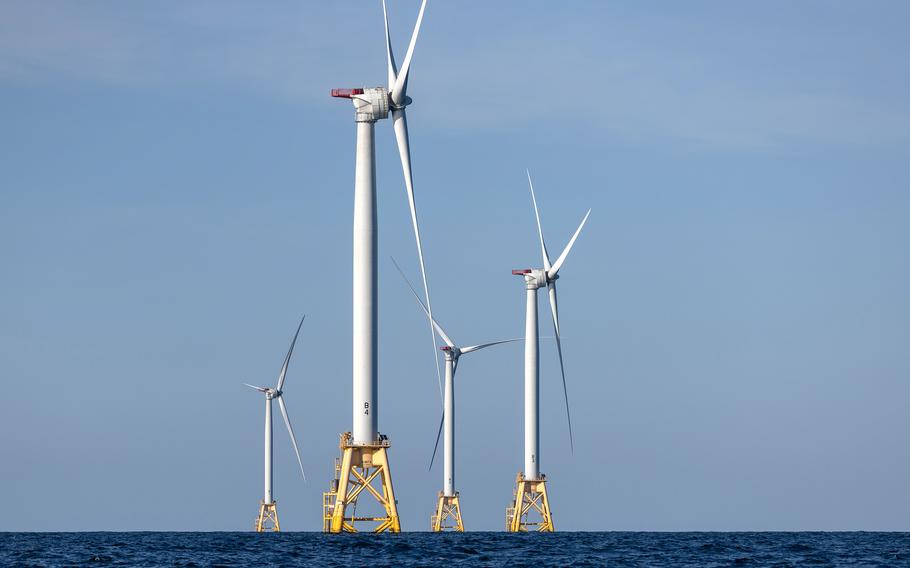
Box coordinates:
[1,1,907,148]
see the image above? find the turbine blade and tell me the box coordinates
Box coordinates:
[243,383,269,393]
[527,170,551,271]
[460,337,523,354]
[392,110,443,402]
[382,0,399,89]
[277,396,306,481]
[276,315,305,391]
[428,411,444,471]
[390,0,427,106]
[392,257,454,348]
[548,281,574,453]
[548,209,591,279]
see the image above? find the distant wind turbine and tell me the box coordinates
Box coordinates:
[393,257,520,532]
[244,315,306,532]
[506,171,590,532]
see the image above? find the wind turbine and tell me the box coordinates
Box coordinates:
[324,0,435,534]
[244,315,307,533]
[506,171,591,532]
[393,258,520,532]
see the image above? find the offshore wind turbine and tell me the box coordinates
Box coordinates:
[323,0,435,534]
[506,172,590,532]
[244,316,307,532]
[393,259,520,532]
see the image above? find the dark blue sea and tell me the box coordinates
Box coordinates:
[1,532,908,567]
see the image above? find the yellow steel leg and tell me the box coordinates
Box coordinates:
[431,492,464,532]
[506,472,554,532]
[255,501,280,532]
[323,432,401,533]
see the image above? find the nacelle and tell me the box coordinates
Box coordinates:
[513,268,548,289]
[352,87,389,122]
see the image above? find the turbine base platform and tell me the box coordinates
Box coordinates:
[431,492,464,532]
[323,432,401,533]
[255,500,280,532]
[506,472,554,532]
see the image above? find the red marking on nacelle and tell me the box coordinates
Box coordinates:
[331,88,364,99]
[440,346,452,351]
[512,269,532,275]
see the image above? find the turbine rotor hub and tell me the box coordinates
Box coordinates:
[389,94,413,111]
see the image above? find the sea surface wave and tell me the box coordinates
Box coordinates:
[1,531,908,567]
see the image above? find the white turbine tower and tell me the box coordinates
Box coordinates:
[324,0,435,534]
[393,259,520,532]
[506,172,590,532]
[244,315,307,533]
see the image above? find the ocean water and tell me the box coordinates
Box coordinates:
[1,532,907,567]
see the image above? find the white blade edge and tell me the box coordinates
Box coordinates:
[277,396,306,481]
[428,411,444,471]
[548,209,591,279]
[391,257,455,349]
[460,337,524,355]
[392,110,444,402]
[548,281,574,453]
[382,0,398,89]
[390,0,427,106]
[527,169,551,271]
[243,383,269,393]
[276,315,305,391]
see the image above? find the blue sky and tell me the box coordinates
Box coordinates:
[1,1,908,531]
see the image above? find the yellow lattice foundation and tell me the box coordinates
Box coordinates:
[323,432,400,533]
[431,492,464,532]
[256,501,280,532]
[506,472,554,532]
